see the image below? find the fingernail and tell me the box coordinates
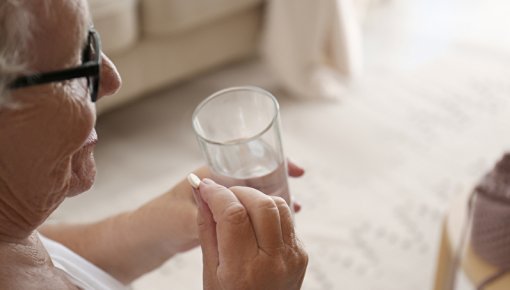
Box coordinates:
[202,178,215,185]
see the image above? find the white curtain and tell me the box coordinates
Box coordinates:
[262,0,363,100]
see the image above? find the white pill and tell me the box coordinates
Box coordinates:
[187,173,201,189]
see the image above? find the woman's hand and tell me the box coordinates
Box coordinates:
[287,161,305,212]
[154,161,305,255]
[194,179,308,290]
[131,167,210,256]
[38,162,306,284]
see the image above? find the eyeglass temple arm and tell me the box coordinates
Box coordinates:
[9,62,100,89]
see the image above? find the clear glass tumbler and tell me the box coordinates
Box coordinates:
[192,86,292,207]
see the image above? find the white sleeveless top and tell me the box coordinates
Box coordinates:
[39,234,132,290]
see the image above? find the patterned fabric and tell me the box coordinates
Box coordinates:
[471,153,510,269]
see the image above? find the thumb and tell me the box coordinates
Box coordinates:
[192,187,219,288]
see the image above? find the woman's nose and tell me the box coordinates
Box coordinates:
[96,53,122,101]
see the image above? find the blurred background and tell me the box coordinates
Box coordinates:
[49,0,510,289]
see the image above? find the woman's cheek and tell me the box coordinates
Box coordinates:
[59,81,97,147]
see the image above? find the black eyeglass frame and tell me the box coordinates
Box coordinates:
[8,28,102,102]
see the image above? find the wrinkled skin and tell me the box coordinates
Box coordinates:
[0,0,120,289]
[0,1,307,289]
[0,0,121,241]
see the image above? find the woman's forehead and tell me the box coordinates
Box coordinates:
[28,0,90,72]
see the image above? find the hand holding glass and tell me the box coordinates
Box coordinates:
[192,86,292,208]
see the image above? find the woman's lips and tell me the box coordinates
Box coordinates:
[84,129,98,147]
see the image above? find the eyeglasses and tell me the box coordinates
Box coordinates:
[8,27,102,102]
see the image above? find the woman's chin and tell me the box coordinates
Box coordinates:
[67,147,97,197]
[67,174,95,197]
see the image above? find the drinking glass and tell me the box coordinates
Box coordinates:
[192,86,292,207]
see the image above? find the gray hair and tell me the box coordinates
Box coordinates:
[0,0,32,107]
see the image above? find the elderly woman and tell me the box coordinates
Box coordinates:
[0,1,308,289]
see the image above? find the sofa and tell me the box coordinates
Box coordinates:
[89,0,263,114]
